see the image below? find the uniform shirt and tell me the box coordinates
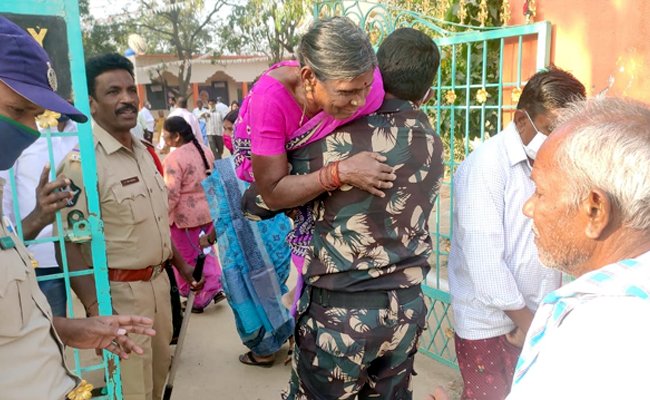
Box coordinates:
[508,251,650,400]
[290,99,444,292]
[0,179,79,399]
[56,121,172,270]
[447,122,561,340]
[0,122,78,268]
[162,142,215,228]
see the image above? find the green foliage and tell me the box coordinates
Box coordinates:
[79,0,130,58]
[387,0,505,168]
[222,0,313,63]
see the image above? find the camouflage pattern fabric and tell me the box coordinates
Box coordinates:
[289,98,444,292]
[282,287,427,400]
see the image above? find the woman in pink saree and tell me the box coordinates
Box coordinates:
[231,17,397,366]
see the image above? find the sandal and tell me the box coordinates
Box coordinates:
[239,351,274,368]
[213,291,226,304]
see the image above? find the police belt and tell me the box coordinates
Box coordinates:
[108,260,169,282]
[310,285,421,309]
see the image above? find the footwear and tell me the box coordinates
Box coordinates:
[213,290,226,304]
[191,306,204,314]
[239,351,274,368]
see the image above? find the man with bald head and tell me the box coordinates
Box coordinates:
[507,97,650,399]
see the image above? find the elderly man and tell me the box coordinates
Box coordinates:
[447,67,586,399]
[0,16,155,400]
[506,97,650,399]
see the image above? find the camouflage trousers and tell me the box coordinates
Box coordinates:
[282,286,427,400]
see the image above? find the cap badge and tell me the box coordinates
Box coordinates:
[46,62,58,91]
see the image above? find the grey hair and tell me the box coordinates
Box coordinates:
[554,97,650,231]
[297,16,377,81]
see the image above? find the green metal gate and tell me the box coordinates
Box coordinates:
[0,1,122,398]
[315,0,551,369]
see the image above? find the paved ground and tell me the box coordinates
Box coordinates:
[167,268,461,400]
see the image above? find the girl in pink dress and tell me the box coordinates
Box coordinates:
[162,116,224,312]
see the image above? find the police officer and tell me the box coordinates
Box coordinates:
[0,16,156,400]
[57,53,201,400]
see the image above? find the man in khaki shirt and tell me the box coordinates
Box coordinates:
[0,16,155,400]
[57,53,200,400]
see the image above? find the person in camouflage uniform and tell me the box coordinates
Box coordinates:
[282,28,443,400]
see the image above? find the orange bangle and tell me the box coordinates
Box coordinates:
[330,161,341,187]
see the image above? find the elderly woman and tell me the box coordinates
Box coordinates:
[162,116,224,313]
[232,16,397,324]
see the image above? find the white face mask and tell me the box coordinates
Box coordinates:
[523,111,547,160]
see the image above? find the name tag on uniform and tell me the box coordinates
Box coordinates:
[121,176,140,186]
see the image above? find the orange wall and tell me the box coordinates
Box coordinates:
[509,0,650,102]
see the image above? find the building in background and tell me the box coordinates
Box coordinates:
[133,53,271,111]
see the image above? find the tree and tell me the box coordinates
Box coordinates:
[129,0,227,98]
[222,0,312,64]
[80,0,226,98]
[79,0,130,58]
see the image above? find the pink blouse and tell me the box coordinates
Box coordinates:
[233,60,385,182]
[162,142,215,228]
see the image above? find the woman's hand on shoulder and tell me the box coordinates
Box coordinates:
[338,152,396,197]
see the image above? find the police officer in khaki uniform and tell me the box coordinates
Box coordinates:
[57,53,200,400]
[0,16,156,400]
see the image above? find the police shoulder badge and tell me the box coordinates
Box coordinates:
[46,62,58,91]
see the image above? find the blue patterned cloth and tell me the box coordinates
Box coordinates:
[202,157,294,356]
[512,251,650,387]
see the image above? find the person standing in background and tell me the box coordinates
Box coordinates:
[161,116,224,313]
[192,99,209,145]
[169,96,203,144]
[206,98,225,159]
[139,101,155,143]
[215,96,230,119]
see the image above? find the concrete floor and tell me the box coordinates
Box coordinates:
[168,295,461,400]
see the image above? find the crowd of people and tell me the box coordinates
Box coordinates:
[0,10,649,400]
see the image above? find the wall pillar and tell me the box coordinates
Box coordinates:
[136,84,146,109]
[241,81,249,98]
[192,83,199,107]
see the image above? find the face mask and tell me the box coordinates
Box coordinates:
[523,111,547,160]
[0,114,40,170]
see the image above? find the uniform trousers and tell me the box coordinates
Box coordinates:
[283,286,427,400]
[110,271,172,400]
[454,333,521,400]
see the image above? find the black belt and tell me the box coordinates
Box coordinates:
[310,285,421,309]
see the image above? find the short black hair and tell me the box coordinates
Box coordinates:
[177,97,188,108]
[376,28,440,102]
[85,53,134,98]
[517,66,586,118]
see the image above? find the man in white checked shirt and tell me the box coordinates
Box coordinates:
[447,67,586,400]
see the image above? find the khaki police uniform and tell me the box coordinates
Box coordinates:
[57,122,173,400]
[0,179,80,400]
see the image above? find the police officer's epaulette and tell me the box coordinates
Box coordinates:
[140,139,155,149]
[69,147,81,163]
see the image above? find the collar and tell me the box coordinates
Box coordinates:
[92,120,143,155]
[376,98,418,114]
[503,122,530,168]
